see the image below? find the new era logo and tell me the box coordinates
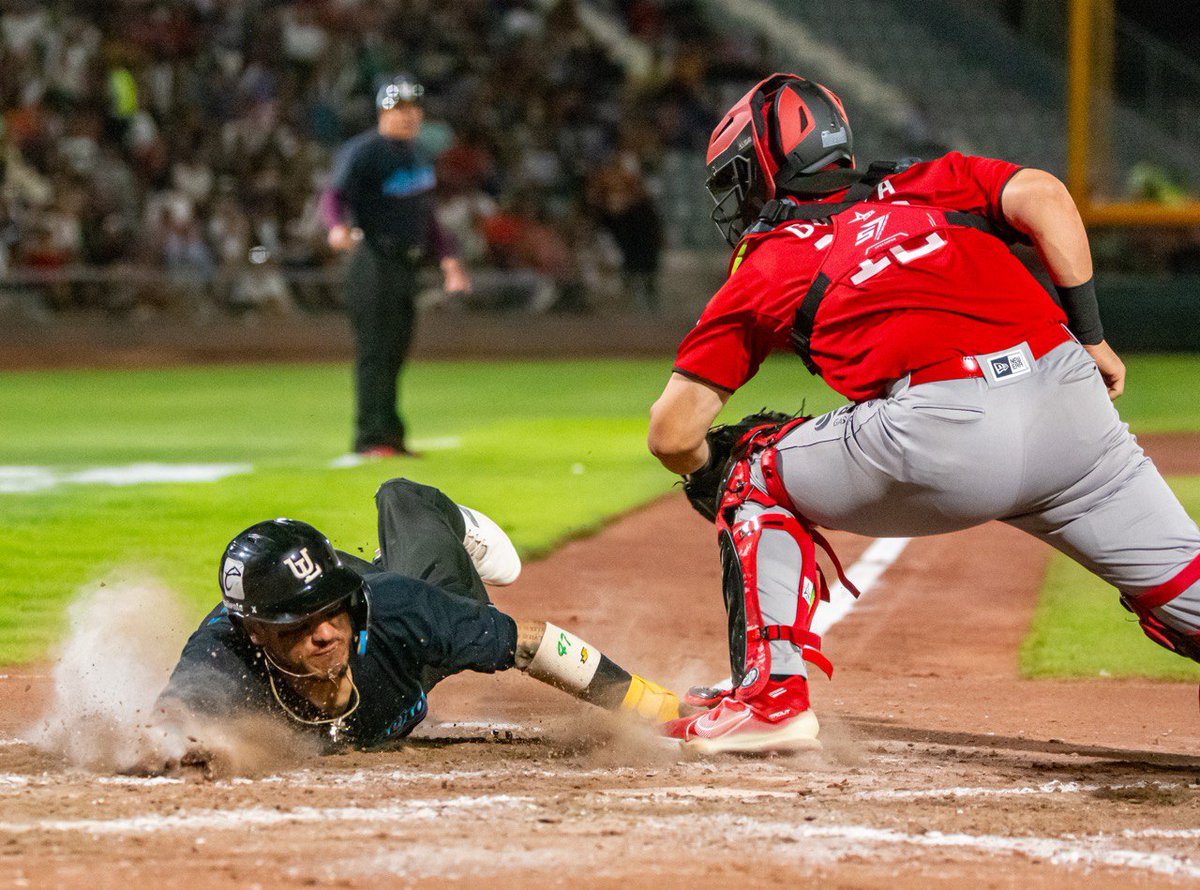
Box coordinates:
[990,350,1030,380]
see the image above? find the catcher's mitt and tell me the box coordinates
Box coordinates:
[682,410,798,522]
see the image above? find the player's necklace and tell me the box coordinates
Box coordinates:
[264,654,361,732]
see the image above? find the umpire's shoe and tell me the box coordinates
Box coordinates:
[660,676,820,754]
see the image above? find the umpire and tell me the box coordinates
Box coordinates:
[322,75,470,457]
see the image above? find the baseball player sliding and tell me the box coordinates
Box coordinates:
[147,478,676,770]
[648,74,1200,754]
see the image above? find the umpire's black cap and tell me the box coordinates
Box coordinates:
[376,74,425,110]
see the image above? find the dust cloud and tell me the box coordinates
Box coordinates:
[25,574,311,776]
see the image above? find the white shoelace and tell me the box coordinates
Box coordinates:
[462,522,489,562]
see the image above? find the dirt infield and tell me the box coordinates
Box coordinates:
[3,437,1200,887]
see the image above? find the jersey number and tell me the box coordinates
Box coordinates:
[849,232,946,286]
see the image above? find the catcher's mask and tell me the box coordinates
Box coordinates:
[220,519,370,656]
[706,73,855,246]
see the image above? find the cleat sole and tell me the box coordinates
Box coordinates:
[679,710,821,755]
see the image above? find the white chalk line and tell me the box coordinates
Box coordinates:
[853,779,1195,802]
[0,463,252,493]
[0,794,532,835]
[710,816,1200,880]
[811,536,910,637]
[603,786,795,802]
[0,763,678,793]
[1123,828,1200,839]
[602,780,1198,806]
[3,772,1195,879]
[426,720,536,733]
[264,764,650,788]
[597,786,1200,879]
[95,775,185,787]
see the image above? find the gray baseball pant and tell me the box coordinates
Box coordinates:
[743,339,1200,677]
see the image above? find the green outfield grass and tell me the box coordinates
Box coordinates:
[2,354,1199,671]
[0,356,836,664]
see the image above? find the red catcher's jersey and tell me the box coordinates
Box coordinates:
[674,152,1068,401]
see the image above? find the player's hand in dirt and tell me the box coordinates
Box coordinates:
[121,737,227,781]
[1083,340,1126,400]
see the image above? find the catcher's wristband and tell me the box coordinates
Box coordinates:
[1055,277,1104,346]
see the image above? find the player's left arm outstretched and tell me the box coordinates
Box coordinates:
[511,619,679,722]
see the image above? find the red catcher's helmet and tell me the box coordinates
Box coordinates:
[705,74,855,246]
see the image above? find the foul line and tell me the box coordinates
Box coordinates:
[0,795,531,835]
[811,537,910,636]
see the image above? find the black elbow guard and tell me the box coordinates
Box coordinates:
[1055,278,1105,346]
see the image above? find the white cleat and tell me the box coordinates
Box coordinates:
[458,504,522,586]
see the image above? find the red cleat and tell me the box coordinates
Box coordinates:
[357,445,421,459]
[661,676,820,754]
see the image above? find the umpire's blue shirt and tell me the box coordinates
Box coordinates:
[162,569,518,750]
[330,130,438,248]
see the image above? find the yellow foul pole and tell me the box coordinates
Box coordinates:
[1067,0,1200,225]
[1066,0,1093,208]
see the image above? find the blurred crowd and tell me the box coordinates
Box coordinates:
[0,0,772,315]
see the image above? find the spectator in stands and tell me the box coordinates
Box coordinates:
[229,245,295,317]
[0,0,747,316]
[587,151,664,313]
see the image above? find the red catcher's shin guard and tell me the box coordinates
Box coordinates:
[720,509,833,703]
[708,433,859,710]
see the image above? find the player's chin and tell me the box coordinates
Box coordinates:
[305,646,350,678]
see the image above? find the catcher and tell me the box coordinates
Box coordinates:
[153,477,677,763]
[650,73,1200,755]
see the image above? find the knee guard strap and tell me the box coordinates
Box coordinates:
[1126,552,1200,612]
[1121,552,1200,664]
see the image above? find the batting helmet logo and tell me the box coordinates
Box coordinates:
[221,557,245,601]
[283,548,323,584]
